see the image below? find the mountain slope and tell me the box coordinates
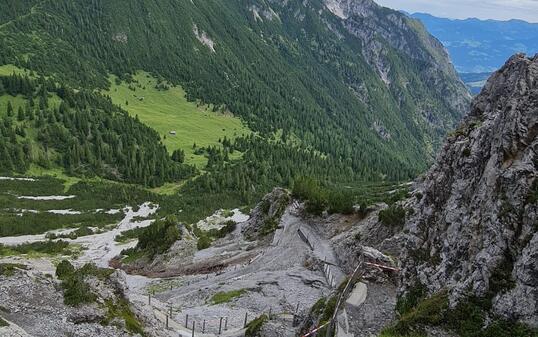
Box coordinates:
[0,0,470,181]
[401,54,538,329]
[411,13,538,74]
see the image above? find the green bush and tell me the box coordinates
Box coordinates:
[135,216,180,256]
[197,234,212,250]
[103,299,144,335]
[62,274,96,306]
[245,314,268,337]
[55,260,75,279]
[379,205,407,227]
[0,317,8,327]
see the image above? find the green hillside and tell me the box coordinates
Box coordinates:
[0,0,469,182]
[106,72,249,167]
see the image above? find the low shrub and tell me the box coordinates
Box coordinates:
[245,314,268,337]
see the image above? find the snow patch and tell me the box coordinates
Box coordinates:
[0,176,36,182]
[17,195,76,201]
[48,209,82,215]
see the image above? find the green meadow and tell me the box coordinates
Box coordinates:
[106,72,250,168]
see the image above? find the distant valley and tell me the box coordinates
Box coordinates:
[410,12,538,93]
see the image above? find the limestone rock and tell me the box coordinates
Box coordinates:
[400,54,538,327]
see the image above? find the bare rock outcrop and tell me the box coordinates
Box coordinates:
[242,188,291,241]
[400,54,538,327]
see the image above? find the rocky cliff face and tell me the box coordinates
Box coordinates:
[401,54,538,327]
[324,0,471,147]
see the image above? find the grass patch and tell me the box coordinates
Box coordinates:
[106,72,250,168]
[0,263,28,277]
[103,299,145,335]
[210,289,247,305]
[0,316,8,327]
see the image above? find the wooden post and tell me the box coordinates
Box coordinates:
[186,314,189,328]
[166,314,169,329]
[244,312,248,328]
[192,321,195,337]
[269,307,272,319]
[202,320,206,333]
[224,317,228,330]
[169,305,173,318]
[148,293,151,305]
[219,317,223,334]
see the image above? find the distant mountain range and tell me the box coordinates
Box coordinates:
[410,13,538,74]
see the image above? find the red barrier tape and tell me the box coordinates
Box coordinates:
[301,321,331,337]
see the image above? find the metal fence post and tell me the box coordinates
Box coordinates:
[192,321,195,337]
[219,317,223,334]
[244,312,248,328]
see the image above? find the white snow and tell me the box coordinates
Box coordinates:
[48,209,82,215]
[17,195,76,201]
[0,176,36,182]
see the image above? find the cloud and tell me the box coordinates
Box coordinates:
[375,0,538,22]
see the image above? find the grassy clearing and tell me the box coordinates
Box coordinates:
[210,289,247,305]
[0,64,27,76]
[105,72,250,167]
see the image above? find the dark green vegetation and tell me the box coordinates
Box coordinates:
[0,0,467,185]
[0,262,28,277]
[245,314,269,337]
[379,205,408,228]
[383,288,538,337]
[46,226,96,240]
[0,316,8,327]
[125,216,180,257]
[115,227,145,243]
[56,261,108,305]
[0,240,76,257]
[293,177,409,216]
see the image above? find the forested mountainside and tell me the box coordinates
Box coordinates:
[0,0,469,185]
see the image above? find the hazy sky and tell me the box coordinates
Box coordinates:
[375,0,538,22]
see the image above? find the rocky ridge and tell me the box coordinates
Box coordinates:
[400,53,538,327]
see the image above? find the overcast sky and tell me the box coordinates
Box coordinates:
[375,0,538,22]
